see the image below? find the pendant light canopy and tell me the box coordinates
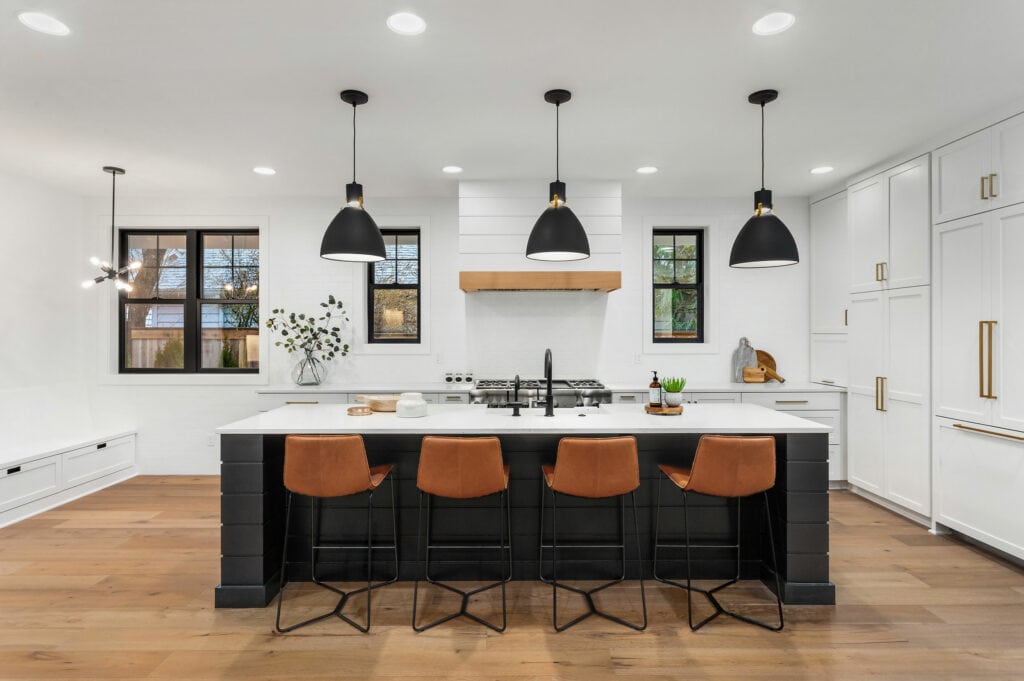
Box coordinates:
[526,89,590,261]
[729,89,800,268]
[82,166,141,290]
[320,89,386,262]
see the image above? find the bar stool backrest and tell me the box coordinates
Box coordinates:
[284,434,374,497]
[551,436,639,498]
[686,435,776,498]
[417,436,506,499]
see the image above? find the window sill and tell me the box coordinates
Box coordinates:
[100,373,269,387]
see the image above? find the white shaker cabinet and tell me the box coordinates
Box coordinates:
[810,334,848,388]
[810,191,850,333]
[846,287,931,514]
[934,418,1024,560]
[848,155,931,293]
[933,111,1024,224]
[933,204,1024,432]
[848,176,888,294]
[846,291,886,494]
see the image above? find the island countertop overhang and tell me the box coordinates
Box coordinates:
[217,402,831,436]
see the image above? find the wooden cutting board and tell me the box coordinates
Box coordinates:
[755,350,786,383]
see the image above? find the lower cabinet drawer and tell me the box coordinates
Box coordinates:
[742,391,841,411]
[686,392,741,404]
[61,436,135,489]
[0,455,61,513]
[255,394,350,411]
[935,419,1024,560]
[613,392,645,404]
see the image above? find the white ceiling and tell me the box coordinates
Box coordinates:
[3,0,1024,200]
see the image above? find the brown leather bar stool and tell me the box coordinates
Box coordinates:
[653,434,783,631]
[539,436,647,632]
[275,434,398,633]
[413,436,512,632]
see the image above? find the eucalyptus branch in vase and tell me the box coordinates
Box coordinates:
[265,295,350,385]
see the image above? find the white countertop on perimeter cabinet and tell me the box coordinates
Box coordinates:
[604,382,845,393]
[218,403,831,436]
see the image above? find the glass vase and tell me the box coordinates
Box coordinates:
[292,351,328,386]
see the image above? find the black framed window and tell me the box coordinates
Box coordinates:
[119,229,260,372]
[652,229,704,343]
[367,229,420,343]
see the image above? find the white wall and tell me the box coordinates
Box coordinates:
[0,171,98,457]
[74,189,808,474]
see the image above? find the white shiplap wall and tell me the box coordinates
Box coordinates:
[458,181,622,270]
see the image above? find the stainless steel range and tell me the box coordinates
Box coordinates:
[470,377,611,408]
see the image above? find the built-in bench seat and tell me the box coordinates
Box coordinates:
[0,384,137,527]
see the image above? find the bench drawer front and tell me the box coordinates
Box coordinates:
[61,436,135,488]
[0,455,61,512]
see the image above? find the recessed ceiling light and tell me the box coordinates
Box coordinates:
[810,166,835,175]
[18,11,71,36]
[386,12,426,35]
[253,166,276,175]
[752,12,795,36]
[442,165,463,174]
[636,166,659,175]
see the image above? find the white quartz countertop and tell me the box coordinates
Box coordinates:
[255,381,844,394]
[218,403,831,435]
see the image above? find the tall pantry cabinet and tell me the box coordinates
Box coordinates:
[933,193,1024,559]
[845,154,932,515]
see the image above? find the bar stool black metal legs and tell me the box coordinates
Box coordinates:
[274,435,398,633]
[539,485,648,631]
[653,435,784,632]
[411,489,512,632]
[411,436,512,632]
[538,436,647,632]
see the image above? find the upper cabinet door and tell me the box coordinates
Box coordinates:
[990,112,1024,212]
[990,205,1024,432]
[848,176,888,293]
[933,129,992,224]
[932,215,991,424]
[887,155,931,289]
[810,191,849,333]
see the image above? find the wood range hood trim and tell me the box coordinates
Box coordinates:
[459,271,621,292]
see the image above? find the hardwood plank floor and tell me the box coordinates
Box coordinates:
[1,476,1022,679]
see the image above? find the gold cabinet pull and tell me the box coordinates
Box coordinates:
[844,308,848,326]
[285,400,319,405]
[820,379,835,384]
[874,263,881,281]
[981,175,989,200]
[953,423,1023,442]
[989,173,998,198]
[880,376,887,412]
[875,376,882,411]
[985,321,997,399]
[880,261,887,281]
[978,321,986,398]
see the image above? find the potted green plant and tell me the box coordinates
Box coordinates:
[662,377,686,407]
[265,295,350,385]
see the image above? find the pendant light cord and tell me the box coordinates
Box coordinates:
[555,102,560,182]
[109,171,117,263]
[352,102,357,183]
[760,102,766,191]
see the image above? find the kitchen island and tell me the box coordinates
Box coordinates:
[216,403,833,607]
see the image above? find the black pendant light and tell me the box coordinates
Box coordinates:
[320,90,386,262]
[526,89,590,261]
[729,89,799,268]
[82,166,141,290]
